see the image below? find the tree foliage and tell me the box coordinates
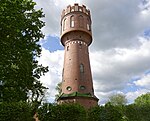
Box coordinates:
[88,104,123,121]
[37,97,150,121]
[123,93,150,121]
[0,0,48,120]
[108,93,127,106]
[0,102,35,121]
[0,0,48,102]
[38,103,87,121]
[134,92,150,105]
[124,104,150,121]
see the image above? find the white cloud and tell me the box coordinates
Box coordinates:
[134,74,150,89]
[91,38,150,92]
[87,0,150,50]
[38,48,64,102]
[126,89,150,103]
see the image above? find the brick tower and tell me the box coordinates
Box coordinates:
[57,4,98,108]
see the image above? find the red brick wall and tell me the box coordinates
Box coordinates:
[58,97,98,109]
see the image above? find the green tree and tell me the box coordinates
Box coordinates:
[125,93,150,121]
[0,0,48,103]
[0,102,35,121]
[108,94,127,106]
[88,106,102,121]
[88,104,123,121]
[38,103,87,121]
[125,104,150,121]
[124,104,139,121]
[134,92,150,105]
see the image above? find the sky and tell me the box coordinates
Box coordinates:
[35,0,150,104]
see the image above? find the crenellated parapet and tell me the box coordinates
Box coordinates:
[61,4,91,19]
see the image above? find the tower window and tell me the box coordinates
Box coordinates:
[70,16,75,27]
[87,24,90,30]
[87,18,91,31]
[80,86,86,90]
[66,86,72,91]
[63,18,67,31]
[79,43,82,49]
[75,6,78,11]
[80,64,84,73]
[67,46,69,51]
[79,15,84,28]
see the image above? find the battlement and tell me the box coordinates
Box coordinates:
[61,3,90,18]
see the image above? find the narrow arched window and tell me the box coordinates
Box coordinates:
[87,18,91,31]
[63,18,67,31]
[79,15,84,28]
[67,46,69,51]
[70,16,75,27]
[80,64,84,73]
[79,43,82,49]
[75,6,78,11]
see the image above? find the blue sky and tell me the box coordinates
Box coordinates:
[40,36,63,52]
[35,0,150,104]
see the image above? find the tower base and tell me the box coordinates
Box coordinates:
[57,92,99,109]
